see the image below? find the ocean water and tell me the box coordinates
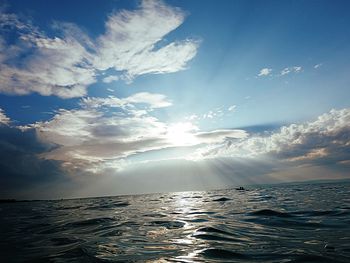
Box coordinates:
[1,182,350,262]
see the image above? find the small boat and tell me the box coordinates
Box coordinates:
[235,186,245,191]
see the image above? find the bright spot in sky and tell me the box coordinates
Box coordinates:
[166,122,199,146]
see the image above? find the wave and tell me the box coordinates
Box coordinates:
[146,220,185,229]
[211,197,231,202]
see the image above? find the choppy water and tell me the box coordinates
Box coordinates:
[1,182,350,262]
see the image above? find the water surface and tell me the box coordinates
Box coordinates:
[1,182,350,262]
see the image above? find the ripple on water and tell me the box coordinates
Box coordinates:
[50,237,80,246]
[196,226,232,235]
[68,217,115,227]
[249,209,294,217]
[192,227,239,242]
[147,220,186,229]
[211,197,231,202]
[200,248,248,259]
[289,254,345,263]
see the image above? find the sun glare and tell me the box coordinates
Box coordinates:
[166,122,199,146]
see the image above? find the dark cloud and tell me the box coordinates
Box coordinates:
[0,124,69,199]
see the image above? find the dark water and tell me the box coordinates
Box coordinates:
[1,182,350,262]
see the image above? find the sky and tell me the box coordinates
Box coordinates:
[1,0,350,199]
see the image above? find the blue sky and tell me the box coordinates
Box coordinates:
[1,0,350,198]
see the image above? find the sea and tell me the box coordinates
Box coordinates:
[1,181,350,262]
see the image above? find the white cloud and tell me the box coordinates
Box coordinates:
[0,108,10,125]
[195,129,247,143]
[80,92,172,109]
[280,68,290,76]
[0,19,96,98]
[293,66,302,72]
[125,92,172,108]
[102,75,119,83]
[185,106,235,123]
[314,63,322,69]
[31,93,244,173]
[258,68,272,77]
[34,105,168,170]
[228,105,236,112]
[185,114,198,121]
[93,0,199,81]
[0,0,199,98]
[197,108,350,165]
[280,66,302,76]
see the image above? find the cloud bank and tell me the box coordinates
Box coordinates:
[0,111,68,199]
[198,108,350,168]
[1,106,350,198]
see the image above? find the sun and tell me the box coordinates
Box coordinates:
[166,122,199,146]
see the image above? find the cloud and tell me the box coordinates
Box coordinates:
[80,92,172,109]
[314,63,322,69]
[0,116,69,199]
[2,105,349,198]
[102,75,119,83]
[280,66,302,76]
[184,106,235,123]
[125,92,172,108]
[258,68,272,77]
[185,114,198,121]
[228,105,236,112]
[31,105,168,174]
[202,108,224,119]
[0,17,96,98]
[257,66,302,78]
[0,108,10,124]
[27,93,245,174]
[195,129,247,143]
[198,108,350,168]
[93,0,198,81]
[0,0,199,98]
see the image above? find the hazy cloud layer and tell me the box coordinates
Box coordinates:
[81,92,172,109]
[0,0,198,98]
[30,95,245,174]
